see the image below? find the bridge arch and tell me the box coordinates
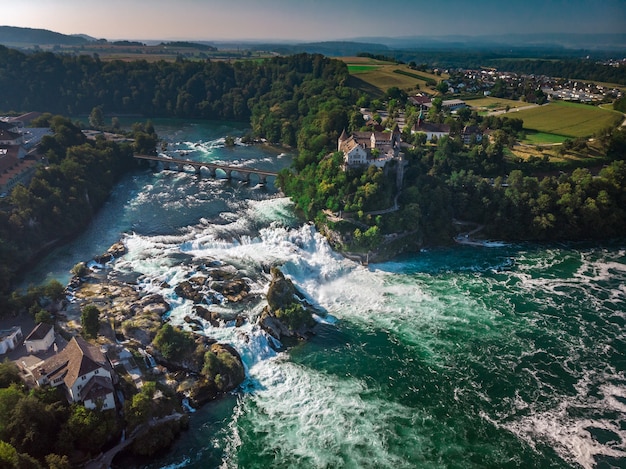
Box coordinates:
[134,154,278,186]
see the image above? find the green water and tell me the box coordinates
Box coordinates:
[113,240,625,469]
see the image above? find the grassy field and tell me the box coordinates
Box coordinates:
[511,140,608,166]
[466,97,531,111]
[522,131,569,145]
[340,57,446,96]
[513,101,623,138]
[347,65,383,74]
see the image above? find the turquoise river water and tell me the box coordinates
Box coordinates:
[28,120,626,469]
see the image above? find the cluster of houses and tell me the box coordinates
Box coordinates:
[449,68,621,103]
[1,322,118,411]
[0,112,50,196]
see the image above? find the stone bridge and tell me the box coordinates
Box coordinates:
[134,154,279,185]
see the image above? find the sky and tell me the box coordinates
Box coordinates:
[3,0,626,42]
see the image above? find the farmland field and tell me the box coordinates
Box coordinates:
[340,57,446,95]
[513,101,623,138]
[347,65,382,74]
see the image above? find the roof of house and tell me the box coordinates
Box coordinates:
[462,125,482,134]
[443,99,466,106]
[79,375,114,402]
[0,121,16,132]
[25,322,54,342]
[371,131,394,141]
[413,122,451,133]
[36,336,111,388]
[342,137,364,153]
[0,145,20,159]
[9,112,42,125]
[0,326,21,341]
[0,129,21,141]
[409,95,432,105]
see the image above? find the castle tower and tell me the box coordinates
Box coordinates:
[338,128,348,151]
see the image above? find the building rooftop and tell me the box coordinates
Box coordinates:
[25,323,54,342]
[34,336,111,388]
[0,327,21,341]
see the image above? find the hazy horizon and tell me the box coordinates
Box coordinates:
[4,0,626,43]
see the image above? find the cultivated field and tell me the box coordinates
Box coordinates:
[513,101,623,138]
[347,65,382,74]
[340,57,446,96]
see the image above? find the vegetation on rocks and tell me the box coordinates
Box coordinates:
[261,267,316,339]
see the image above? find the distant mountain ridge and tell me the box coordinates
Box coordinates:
[2,25,625,54]
[0,25,93,45]
[350,33,626,50]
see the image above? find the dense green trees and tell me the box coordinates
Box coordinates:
[80,305,100,338]
[201,347,246,392]
[0,46,350,126]
[152,323,195,360]
[0,362,21,388]
[0,116,154,304]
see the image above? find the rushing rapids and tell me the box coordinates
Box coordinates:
[28,120,625,468]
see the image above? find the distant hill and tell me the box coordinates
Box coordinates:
[350,33,626,51]
[250,41,389,56]
[160,41,217,51]
[0,25,91,45]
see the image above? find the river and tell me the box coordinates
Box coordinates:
[29,120,626,468]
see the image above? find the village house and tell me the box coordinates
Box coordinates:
[424,98,468,113]
[408,94,432,109]
[411,121,451,141]
[31,336,117,410]
[0,121,23,145]
[24,322,55,354]
[0,115,50,195]
[461,125,483,145]
[338,126,402,169]
[0,327,23,355]
[0,145,38,195]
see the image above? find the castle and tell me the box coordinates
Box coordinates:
[338,126,402,169]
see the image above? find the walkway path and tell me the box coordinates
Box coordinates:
[84,412,185,469]
[486,103,541,116]
[453,220,486,246]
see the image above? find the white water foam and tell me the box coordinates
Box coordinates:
[501,374,626,468]
[220,356,426,469]
[110,194,626,469]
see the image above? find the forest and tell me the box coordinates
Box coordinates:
[0,46,349,127]
[0,116,157,299]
